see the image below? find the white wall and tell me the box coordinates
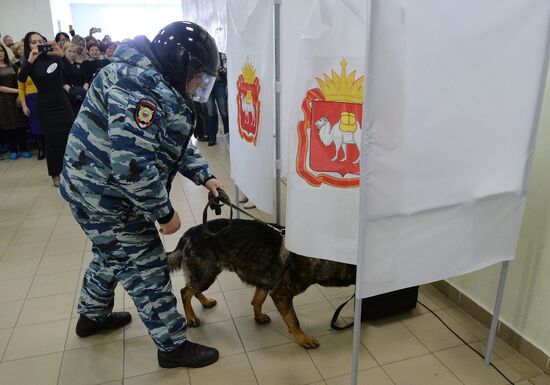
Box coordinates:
[449,72,550,356]
[0,0,54,42]
[181,0,227,52]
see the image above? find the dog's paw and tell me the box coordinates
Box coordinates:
[254,314,271,324]
[187,317,201,327]
[298,335,320,349]
[201,299,217,308]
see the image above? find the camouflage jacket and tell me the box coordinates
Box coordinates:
[59,37,212,223]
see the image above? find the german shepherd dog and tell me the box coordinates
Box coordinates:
[167,219,356,348]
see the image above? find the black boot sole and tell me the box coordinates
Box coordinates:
[159,353,219,369]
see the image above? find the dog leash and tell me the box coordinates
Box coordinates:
[202,188,285,237]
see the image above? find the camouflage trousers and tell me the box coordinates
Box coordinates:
[71,205,186,352]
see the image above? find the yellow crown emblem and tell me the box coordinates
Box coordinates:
[241,58,256,85]
[316,59,365,103]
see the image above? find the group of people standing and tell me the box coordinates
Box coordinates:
[0,29,115,186]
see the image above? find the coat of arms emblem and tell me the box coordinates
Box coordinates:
[236,58,261,144]
[296,59,365,188]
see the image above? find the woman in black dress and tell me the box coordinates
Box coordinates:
[62,42,87,115]
[81,43,110,85]
[18,32,74,186]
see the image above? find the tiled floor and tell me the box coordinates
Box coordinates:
[1,138,549,385]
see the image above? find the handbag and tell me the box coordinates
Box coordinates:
[331,286,419,330]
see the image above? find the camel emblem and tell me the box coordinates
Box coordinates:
[315,114,361,164]
[236,58,261,145]
[296,59,365,188]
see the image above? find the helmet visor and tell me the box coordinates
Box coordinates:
[187,72,216,103]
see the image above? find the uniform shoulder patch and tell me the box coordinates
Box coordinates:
[134,98,157,129]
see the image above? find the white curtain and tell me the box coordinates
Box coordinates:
[285,0,368,264]
[358,0,550,298]
[227,0,275,214]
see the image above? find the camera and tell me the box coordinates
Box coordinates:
[37,44,53,53]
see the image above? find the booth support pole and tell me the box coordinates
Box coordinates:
[484,261,509,365]
[274,0,282,225]
[235,186,240,219]
[351,3,373,384]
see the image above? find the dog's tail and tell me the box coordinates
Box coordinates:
[167,236,187,272]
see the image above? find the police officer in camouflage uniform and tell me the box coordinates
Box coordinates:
[59,22,222,368]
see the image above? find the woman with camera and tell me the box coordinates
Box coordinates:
[18,32,74,187]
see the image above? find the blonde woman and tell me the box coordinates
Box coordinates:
[62,42,87,114]
[71,35,88,63]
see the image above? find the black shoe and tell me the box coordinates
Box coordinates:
[75,312,132,337]
[37,152,45,160]
[197,136,208,142]
[208,142,216,146]
[158,340,219,368]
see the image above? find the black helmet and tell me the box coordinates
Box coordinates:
[150,21,219,102]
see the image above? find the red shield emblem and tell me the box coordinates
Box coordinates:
[296,60,365,188]
[236,59,261,145]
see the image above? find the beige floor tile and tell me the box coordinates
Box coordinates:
[308,332,377,379]
[294,301,343,339]
[248,343,322,385]
[0,352,62,385]
[17,293,74,326]
[10,228,53,244]
[187,319,245,357]
[234,311,294,351]
[360,319,429,365]
[189,354,257,385]
[99,382,123,385]
[65,316,123,350]
[43,237,86,258]
[217,271,248,292]
[442,306,489,341]
[1,240,48,261]
[435,345,511,385]
[0,231,15,246]
[401,312,463,352]
[176,292,233,326]
[59,341,123,385]
[491,357,527,383]
[531,373,550,385]
[125,368,190,385]
[124,335,160,378]
[419,285,457,310]
[0,277,32,303]
[123,307,150,340]
[384,353,463,385]
[434,309,478,343]
[36,252,82,275]
[515,381,533,385]
[0,300,24,329]
[27,270,80,298]
[293,284,327,307]
[0,328,12,358]
[0,258,40,280]
[325,367,394,385]
[224,286,278,319]
[3,319,69,361]
[481,338,543,379]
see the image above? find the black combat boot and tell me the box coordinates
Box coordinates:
[75,312,132,337]
[158,340,219,368]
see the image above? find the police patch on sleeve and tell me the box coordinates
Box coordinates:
[134,98,157,129]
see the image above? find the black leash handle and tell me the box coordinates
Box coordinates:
[330,294,355,330]
[202,188,233,236]
[202,188,285,237]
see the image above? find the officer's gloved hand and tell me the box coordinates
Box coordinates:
[204,178,224,198]
[159,211,181,235]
